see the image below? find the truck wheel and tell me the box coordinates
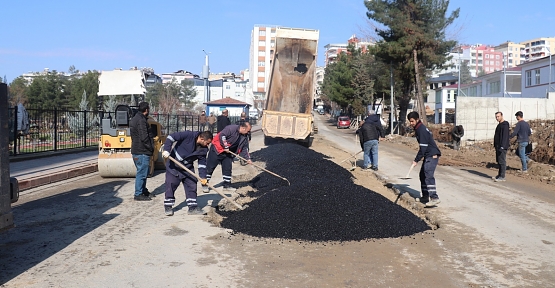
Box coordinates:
[264,136,275,146]
[300,136,313,148]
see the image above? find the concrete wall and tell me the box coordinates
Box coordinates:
[456,93,555,143]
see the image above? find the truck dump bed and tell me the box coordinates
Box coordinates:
[262,27,319,144]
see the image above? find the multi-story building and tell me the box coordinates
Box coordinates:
[460,44,504,76]
[520,37,555,63]
[494,41,525,68]
[249,25,278,106]
[314,66,325,107]
[160,70,198,84]
[323,35,373,66]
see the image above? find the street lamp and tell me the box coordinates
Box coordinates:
[202,50,210,104]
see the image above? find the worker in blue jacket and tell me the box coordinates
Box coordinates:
[161,130,213,216]
[408,111,442,207]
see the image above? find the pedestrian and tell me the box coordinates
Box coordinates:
[510,111,532,173]
[207,112,217,133]
[161,130,213,216]
[357,110,385,171]
[407,111,442,207]
[204,122,252,192]
[493,111,509,182]
[199,111,207,131]
[217,109,231,133]
[129,102,154,201]
[451,125,464,150]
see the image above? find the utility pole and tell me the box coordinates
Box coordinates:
[202,50,210,110]
[456,51,461,126]
[390,61,394,134]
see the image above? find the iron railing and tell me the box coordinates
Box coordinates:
[9,106,257,157]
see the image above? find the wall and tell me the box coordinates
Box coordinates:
[0,83,14,230]
[456,93,555,143]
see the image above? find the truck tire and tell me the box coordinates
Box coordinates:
[300,136,313,148]
[264,135,275,146]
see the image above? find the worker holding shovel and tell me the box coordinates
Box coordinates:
[205,122,252,192]
[408,111,442,207]
[161,131,213,216]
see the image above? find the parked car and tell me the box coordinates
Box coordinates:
[337,116,351,129]
[318,109,325,115]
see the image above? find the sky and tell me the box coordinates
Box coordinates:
[1,0,554,83]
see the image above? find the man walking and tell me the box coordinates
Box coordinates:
[357,110,385,171]
[510,111,532,173]
[161,130,213,216]
[217,109,231,133]
[205,122,252,192]
[493,111,510,182]
[130,102,154,201]
[207,112,217,133]
[408,111,442,207]
[199,111,207,131]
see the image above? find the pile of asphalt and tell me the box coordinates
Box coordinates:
[219,143,430,242]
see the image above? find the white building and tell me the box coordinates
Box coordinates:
[520,37,555,63]
[249,25,278,107]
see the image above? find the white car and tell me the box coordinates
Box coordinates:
[249,111,258,119]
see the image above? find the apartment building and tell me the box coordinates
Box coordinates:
[494,41,525,68]
[520,37,555,63]
[324,35,373,66]
[160,70,198,84]
[249,25,277,108]
[461,44,504,76]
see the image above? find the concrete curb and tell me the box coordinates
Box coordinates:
[18,164,98,191]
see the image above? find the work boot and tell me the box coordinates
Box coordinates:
[165,206,174,216]
[371,166,378,171]
[426,198,441,207]
[134,194,152,201]
[222,185,236,192]
[202,185,210,193]
[493,176,506,182]
[188,207,206,215]
[143,189,155,198]
[419,197,430,204]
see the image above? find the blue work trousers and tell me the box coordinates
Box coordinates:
[419,156,439,199]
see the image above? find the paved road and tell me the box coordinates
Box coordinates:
[314,114,555,287]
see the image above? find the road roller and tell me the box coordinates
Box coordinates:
[98,104,166,178]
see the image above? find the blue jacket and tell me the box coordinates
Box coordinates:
[414,121,441,162]
[163,131,208,178]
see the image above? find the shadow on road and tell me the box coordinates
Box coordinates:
[0,180,127,285]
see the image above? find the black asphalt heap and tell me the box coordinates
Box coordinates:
[219,143,430,242]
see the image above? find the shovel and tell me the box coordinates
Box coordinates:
[167,156,244,210]
[400,163,417,180]
[338,150,363,171]
[227,151,291,186]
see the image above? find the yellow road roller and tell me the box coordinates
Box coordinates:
[98,104,166,178]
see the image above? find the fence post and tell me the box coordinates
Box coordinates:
[13,105,18,155]
[53,108,58,151]
[83,110,87,148]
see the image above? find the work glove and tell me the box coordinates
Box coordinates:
[162,151,170,159]
[200,179,208,185]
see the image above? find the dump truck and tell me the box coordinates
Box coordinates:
[97,70,166,178]
[261,27,319,147]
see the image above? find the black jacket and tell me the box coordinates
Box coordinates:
[217,115,231,132]
[494,121,510,150]
[357,116,384,149]
[130,112,154,156]
[414,121,441,162]
[452,125,464,139]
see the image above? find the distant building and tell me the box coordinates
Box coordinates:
[494,41,525,68]
[249,25,278,105]
[520,55,555,97]
[160,70,198,84]
[520,37,555,63]
[324,35,374,67]
[460,44,504,76]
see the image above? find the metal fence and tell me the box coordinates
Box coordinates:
[9,106,257,157]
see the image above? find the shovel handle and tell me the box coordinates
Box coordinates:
[167,156,243,210]
[405,163,416,178]
[227,151,290,185]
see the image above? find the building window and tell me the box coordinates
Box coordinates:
[535,69,541,85]
[258,71,265,77]
[258,41,265,46]
[270,40,275,47]
[258,51,266,57]
[485,54,490,59]
[496,61,500,66]
[259,30,266,36]
[496,55,500,59]
[225,85,230,90]
[258,61,265,67]
[257,82,265,88]
[552,65,555,83]
[526,70,532,86]
[488,81,500,94]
